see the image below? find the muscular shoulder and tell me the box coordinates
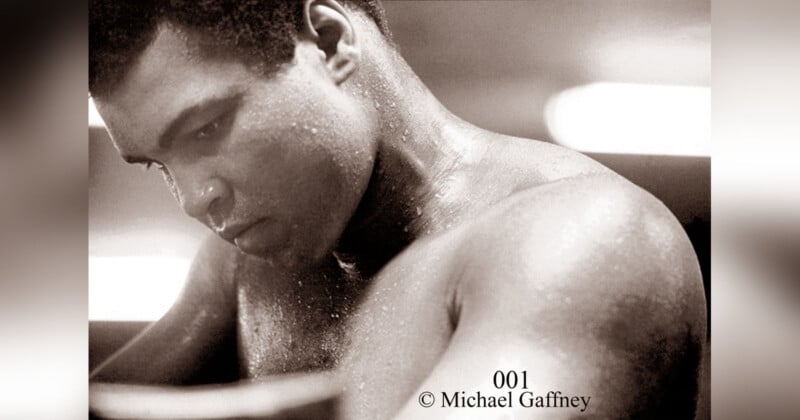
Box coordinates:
[455,173,706,340]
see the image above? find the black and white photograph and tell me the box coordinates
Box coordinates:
[86,1,712,418]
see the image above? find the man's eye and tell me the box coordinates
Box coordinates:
[194,118,222,140]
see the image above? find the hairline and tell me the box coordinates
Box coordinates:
[90,2,391,99]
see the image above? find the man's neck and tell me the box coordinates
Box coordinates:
[333,44,492,277]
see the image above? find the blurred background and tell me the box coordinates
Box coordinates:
[88,0,711,413]
[0,1,87,418]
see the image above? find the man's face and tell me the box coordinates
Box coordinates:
[95,24,376,267]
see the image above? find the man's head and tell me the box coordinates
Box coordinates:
[90,0,391,97]
[90,0,394,267]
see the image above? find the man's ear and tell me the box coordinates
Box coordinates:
[303,0,361,84]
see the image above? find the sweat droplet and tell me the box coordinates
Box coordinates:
[311,127,318,134]
[389,101,396,108]
[401,135,406,142]
[403,129,409,136]
[415,206,422,216]
[374,101,381,109]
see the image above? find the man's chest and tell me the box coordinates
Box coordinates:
[234,238,461,415]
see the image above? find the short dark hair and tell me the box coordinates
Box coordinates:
[89,0,390,97]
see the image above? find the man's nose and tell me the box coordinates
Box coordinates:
[177,176,230,223]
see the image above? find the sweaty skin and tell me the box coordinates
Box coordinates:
[90,1,707,419]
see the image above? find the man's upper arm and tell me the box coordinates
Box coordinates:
[90,234,240,384]
[396,179,707,419]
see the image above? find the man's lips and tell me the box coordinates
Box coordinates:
[232,218,288,256]
[217,220,263,242]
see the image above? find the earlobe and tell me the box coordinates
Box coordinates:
[303,0,361,84]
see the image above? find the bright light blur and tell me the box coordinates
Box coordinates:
[89,97,104,127]
[545,82,710,156]
[89,256,191,321]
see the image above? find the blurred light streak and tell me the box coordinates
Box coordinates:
[545,82,709,156]
[89,97,105,127]
[89,256,190,321]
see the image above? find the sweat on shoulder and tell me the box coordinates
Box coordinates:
[89,1,707,419]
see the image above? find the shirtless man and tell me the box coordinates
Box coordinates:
[89,0,707,418]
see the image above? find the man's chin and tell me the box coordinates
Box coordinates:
[237,244,307,270]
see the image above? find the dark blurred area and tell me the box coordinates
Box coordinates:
[0,0,88,419]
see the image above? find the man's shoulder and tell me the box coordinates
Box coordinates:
[465,173,680,251]
[468,172,694,267]
[429,177,705,420]
[455,173,705,330]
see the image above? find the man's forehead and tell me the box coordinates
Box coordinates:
[112,25,196,96]
[96,24,250,152]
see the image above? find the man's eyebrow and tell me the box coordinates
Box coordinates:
[156,90,242,150]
